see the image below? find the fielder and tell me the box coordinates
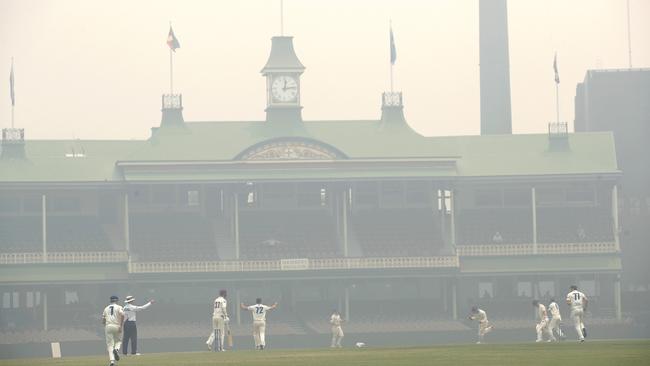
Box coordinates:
[241,298,277,350]
[548,298,564,340]
[206,290,229,351]
[566,285,588,342]
[468,306,493,344]
[329,310,344,348]
[533,300,555,342]
[102,295,124,366]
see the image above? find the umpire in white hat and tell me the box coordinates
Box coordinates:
[122,295,154,356]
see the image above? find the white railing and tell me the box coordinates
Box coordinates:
[128,256,459,274]
[0,251,129,264]
[456,242,618,257]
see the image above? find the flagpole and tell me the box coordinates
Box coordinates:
[170,47,174,95]
[389,19,394,93]
[555,81,559,124]
[11,57,14,128]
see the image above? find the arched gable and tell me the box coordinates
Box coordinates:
[235,137,347,161]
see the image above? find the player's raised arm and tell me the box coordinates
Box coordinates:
[240,303,248,310]
[269,302,278,310]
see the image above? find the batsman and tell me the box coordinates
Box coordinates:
[206,289,230,351]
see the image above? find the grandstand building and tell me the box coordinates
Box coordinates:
[0,35,625,353]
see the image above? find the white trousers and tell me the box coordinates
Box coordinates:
[207,316,226,350]
[549,317,563,338]
[536,318,555,341]
[105,324,122,361]
[331,325,344,347]
[571,309,585,340]
[478,321,492,341]
[253,320,266,348]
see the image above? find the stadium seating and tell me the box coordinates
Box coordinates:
[47,216,110,251]
[456,208,533,245]
[0,216,41,252]
[351,208,442,257]
[537,207,613,243]
[129,214,218,261]
[239,210,338,260]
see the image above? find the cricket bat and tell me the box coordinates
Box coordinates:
[226,323,233,348]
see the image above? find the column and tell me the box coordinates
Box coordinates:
[236,289,241,325]
[43,291,48,331]
[612,185,620,251]
[42,194,47,263]
[344,286,350,321]
[450,189,456,251]
[531,187,538,254]
[440,189,447,252]
[123,193,130,254]
[234,193,240,260]
[451,279,458,320]
[342,190,349,257]
[614,274,622,320]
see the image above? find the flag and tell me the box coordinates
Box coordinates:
[9,60,15,106]
[390,26,397,65]
[167,26,180,52]
[553,53,560,84]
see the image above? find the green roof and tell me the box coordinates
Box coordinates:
[0,119,619,183]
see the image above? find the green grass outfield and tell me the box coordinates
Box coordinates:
[1,340,648,366]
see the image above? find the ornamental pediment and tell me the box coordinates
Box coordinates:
[237,138,345,161]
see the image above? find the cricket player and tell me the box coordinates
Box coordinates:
[122,295,154,356]
[533,300,555,342]
[330,310,344,348]
[102,295,124,366]
[240,298,278,350]
[566,285,588,342]
[548,298,564,340]
[206,290,229,351]
[468,306,493,344]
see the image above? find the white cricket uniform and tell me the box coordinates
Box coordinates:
[535,304,554,342]
[102,303,124,362]
[206,296,228,350]
[548,301,563,339]
[470,309,492,342]
[330,313,344,348]
[566,290,587,341]
[248,304,271,348]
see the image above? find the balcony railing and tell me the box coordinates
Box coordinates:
[128,256,459,274]
[456,242,618,257]
[0,251,129,264]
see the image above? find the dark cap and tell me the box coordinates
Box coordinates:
[110,295,119,302]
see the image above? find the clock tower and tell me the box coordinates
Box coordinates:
[261,36,305,123]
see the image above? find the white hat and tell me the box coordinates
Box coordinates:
[125,295,135,303]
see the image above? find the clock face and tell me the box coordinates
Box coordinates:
[271,75,298,103]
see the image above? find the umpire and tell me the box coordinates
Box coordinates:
[122,295,154,355]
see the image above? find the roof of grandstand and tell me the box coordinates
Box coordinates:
[0,120,619,183]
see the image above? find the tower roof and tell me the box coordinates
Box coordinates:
[261,36,305,73]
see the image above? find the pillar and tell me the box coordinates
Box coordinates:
[531,187,537,253]
[234,193,240,260]
[614,274,622,320]
[344,286,350,321]
[43,291,48,331]
[42,194,47,262]
[236,289,241,325]
[342,190,349,257]
[123,193,130,253]
[450,189,456,250]
[612,185,620,251]
[451,279,458,320]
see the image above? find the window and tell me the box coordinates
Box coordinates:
[12,292,19,308]
[26,292,34,308]
[187,190,200,206]
[478,282,494,299]
[517,282,532,297]
[2,293,10,309]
